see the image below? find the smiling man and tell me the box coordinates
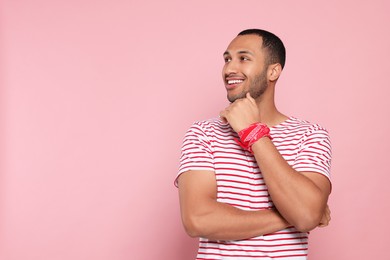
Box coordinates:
[176,29,332,259]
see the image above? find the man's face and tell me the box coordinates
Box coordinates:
[222,34,269,103]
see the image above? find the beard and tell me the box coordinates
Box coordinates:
[227,68,268,103]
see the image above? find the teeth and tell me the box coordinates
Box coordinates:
[228,79,243,84]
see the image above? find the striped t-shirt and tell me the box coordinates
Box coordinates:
[176,116,332,260]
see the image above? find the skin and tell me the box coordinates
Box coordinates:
[178,34,331,241]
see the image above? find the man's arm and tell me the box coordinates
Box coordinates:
[177,169,289,241]
[251,138,331,232]
[220,93,331,232]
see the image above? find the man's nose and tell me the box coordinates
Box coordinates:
[224,60,239,75]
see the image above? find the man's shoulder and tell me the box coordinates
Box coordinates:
[184,118,235,141]
[189,117,232,131]
[277,116,328,133]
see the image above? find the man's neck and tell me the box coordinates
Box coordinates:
[255,93,288,127]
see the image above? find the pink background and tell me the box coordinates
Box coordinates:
[1,1,389,259]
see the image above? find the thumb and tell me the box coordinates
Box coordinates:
[219,110,228,123]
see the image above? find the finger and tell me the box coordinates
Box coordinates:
[318,223,328,228]
[219,110,228,123]
[246,92,258,107]
[318,214,330,227]
[325,206,331,221]
[318,218,329,227]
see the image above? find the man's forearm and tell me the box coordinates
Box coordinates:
[181,199,289,241]
[251,137,330,232]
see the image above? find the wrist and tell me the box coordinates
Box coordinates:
[251,134,272,152]
[234,122,272,154]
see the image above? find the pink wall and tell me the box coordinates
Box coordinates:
[1,0,389,259]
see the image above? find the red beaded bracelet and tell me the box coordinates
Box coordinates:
[234,122,272,154]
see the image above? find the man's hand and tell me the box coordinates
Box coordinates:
[318,205,331,228]
[219,92,260,132]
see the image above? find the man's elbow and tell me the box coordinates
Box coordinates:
[292,213,322,233]
[183,222,201,238]
[181,214,204,238]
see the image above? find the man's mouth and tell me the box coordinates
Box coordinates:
[227,79,244,85]
[226,78,244,90]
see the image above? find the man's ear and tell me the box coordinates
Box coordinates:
[268,63,282,82]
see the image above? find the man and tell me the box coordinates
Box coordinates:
[175,29,332,259]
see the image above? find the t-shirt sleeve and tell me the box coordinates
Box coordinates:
[293,125,332,181]
[174,123,215,187]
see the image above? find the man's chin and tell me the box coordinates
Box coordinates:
[227,92,247,103]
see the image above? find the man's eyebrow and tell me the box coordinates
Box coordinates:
[223,50,254,56]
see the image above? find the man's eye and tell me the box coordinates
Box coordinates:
[224,57,231,63]
[241,56,249,61]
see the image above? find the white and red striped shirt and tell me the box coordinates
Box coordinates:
[176,116,332,259]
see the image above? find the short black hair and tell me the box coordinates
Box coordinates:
[238,29,286,69]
